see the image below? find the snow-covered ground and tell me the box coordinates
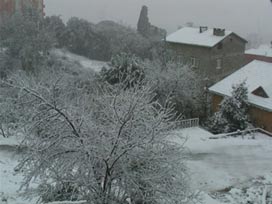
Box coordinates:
[51,49,109,72]
[0,146,36,204]
[0,135,38,204]
[172,127,272,203]
[1,127,272,204]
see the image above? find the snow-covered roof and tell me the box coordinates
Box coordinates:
[245,44,272,58]
[166,27,233,47]
[209,60,272,112]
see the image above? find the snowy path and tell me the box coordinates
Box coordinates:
[173,127,272,192]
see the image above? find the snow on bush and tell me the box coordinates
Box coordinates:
[208,81,250,134]
[211,174,272,204]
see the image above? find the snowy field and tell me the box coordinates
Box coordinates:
[1,128,272,204]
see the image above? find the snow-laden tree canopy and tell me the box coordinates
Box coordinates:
[2,74,189,204]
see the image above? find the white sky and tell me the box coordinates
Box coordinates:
[45,0,272,42]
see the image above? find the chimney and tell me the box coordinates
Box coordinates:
[199,26,208,33]
[213,28,225,36]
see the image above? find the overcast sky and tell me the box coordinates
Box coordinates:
[45,0,272,42]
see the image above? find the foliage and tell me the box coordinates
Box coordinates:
[42,17,155,61]
[208,82,250,134]
[136,6,167,41]
[62,17,111,61]
[44,15,66,48]
[3,75,189,204]
[144,59,204,118]
[100,53,145,88]
[0,96,19,138]
[0,50,20,79]
[0,9,54,73]
[38,182,80,203]
[0,51,98,138]
[95,20,152,59]
[137,5,150,37]
[101,52,205,118]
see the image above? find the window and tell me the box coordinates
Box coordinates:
[176,55,183,64]
[252,86,269,98]
[190,57,199,68]
[216,58,222,69]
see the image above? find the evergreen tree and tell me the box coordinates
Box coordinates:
[62,17,111,60]
[44,15,66,48]
[208,82,249,134]
[137,5,151,37]
[100,53,145,89]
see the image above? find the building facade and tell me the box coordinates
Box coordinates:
[166,27,247,86]
[0,0,44,18]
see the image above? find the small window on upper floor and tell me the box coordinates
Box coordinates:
[216,58,222,69]
[190,57,199,68]
[252,86,269,98]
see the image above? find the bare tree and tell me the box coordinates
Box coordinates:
[144,60,204,118]
[4,76,189,204]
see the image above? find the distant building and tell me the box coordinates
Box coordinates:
[209,60,272,132]
[0,0,44,18]
[165,26,247,85]
[245,44,272,63]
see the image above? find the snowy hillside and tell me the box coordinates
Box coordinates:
[51,49,109,73]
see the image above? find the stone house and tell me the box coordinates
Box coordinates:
[165,26,247,86]
[245,44,272,63]
[209,60,272,133]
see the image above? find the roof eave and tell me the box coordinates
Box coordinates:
[245,53,272,58]
[166,40,213,48]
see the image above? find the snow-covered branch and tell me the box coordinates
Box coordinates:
[3,75,189,204]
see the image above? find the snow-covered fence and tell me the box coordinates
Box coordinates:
[223,128,272,138]
[46,201,87,204]
[210,128,272,139]
[177,118,199,129]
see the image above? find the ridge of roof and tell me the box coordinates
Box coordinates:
[166,27,245,48]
